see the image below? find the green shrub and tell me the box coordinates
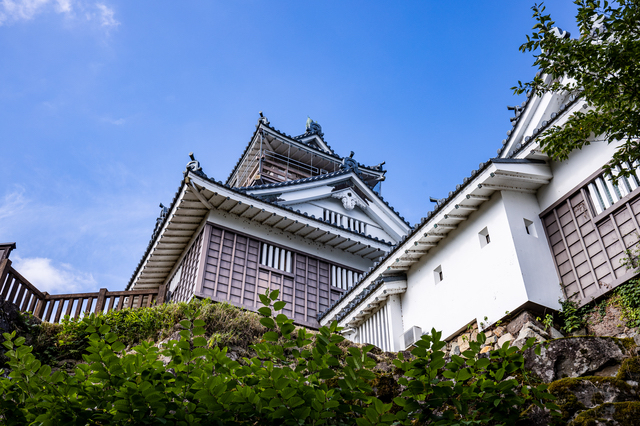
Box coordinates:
[0,291,558,425]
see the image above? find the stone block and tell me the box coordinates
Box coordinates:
[480,346,491,354]
[450,342,460,356]
[549,326,564,339]
[506,311,540,336]
[520,321,550,339]
[497,333,514,348]
[523,337,630,383]
[493,326,506,337]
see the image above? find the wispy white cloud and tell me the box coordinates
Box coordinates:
[12,255,97,294]
[95,2,117,28]
[101,116,126,125]
[0,0,119,31]
[0,0,71,25]
[0,185,27,221]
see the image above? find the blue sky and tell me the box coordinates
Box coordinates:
[0,0,579,294]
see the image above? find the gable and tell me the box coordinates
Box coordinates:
[244,172,411,243]
[500,75,579,159]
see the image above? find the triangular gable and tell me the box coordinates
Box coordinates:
[243,171,411,243]
[500,75,580,159]
[296,134,334,154]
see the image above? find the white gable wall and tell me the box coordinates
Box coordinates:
[400,192,530,340]
[289,197,397,243]
[501,190,563,309]
[535,140,621,212]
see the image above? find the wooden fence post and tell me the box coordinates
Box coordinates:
[95,288,108,314]
[0,259,11,297]
[156,284,167,305]
[34,292,49,320]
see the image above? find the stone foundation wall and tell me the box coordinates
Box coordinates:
[444,310,565,357]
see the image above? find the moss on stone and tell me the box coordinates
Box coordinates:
[615,337,637,352]
[547,376,634,424]
[616,356,640,382]
[570,402,640,425]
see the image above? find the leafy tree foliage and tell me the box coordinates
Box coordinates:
[0,291,558,425]
[513,0,640,178]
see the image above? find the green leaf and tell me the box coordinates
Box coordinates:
[393,397,406,407]
[457,368,472,382]
[263,331,279,341]
[258,307,272,317]
[179,320,192,329]
[259,294,271,306]
[269,289,280,301]
[112,341,126,352]
[260,317,276,329]
[273,301,286,311]
[319,368,335,379]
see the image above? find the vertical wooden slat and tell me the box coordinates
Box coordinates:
[7,275,19,303]
[27,293,38,313]
[194,223,212,296]
[553,208,585,298]
[116,295,125,311]
[44,300,55,322]
[608,212,628,273]
[625,202,640,237]
[107,295,116,313]
[226,233,238,300]
[567,198,600,290]
[0,273,13,299]
[213,229,225,297]
[65,298,75,318]
[0,259,12,297]
[95,288,108,314]
[589,219,617,282]
[85,297,94,315]
[304,256,309,323]
[34,292,49,320]
[15,285,26,308]
[156,284,167,306]
[292,253,299,319]
[239,236,251,305]
[75,298,84,319]
[20,291,31,311]
[54,300,65,323]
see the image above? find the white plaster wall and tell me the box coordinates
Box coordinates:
[536,140,622,212]
[501,191,563,309]
[400,193,530,339]
[206,208,375,272]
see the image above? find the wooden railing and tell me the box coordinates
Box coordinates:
[0,258,166,323]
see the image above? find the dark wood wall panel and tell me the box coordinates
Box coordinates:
[542,183,640,305]
[172,230,204,303]
[196,223,348,328]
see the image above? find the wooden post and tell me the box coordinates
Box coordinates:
[156,284,167,305]
[34,292,49,320]
[95,288,108,314]
[0,259,11,297]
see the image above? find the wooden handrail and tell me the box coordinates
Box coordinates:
[1,257,167,323]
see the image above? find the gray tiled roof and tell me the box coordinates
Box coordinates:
[126,166,397,292]
[224,120,387,186]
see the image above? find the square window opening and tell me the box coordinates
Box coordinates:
[524,219,538,238]
[479,227,490,248]
[434,265,443,284]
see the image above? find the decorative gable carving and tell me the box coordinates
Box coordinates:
[331,188,368,211]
